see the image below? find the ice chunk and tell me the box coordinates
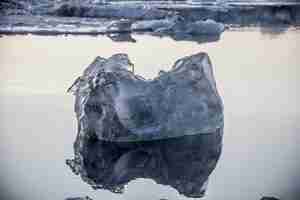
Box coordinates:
[68,52,223,141]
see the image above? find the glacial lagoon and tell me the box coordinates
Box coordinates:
[0,29,299,200]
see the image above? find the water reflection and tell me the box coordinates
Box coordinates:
[119,32,221,44]
[167,33,221,44]
[107,33,137,43]
[66,130,223,198]
[0,31,221,44]
[147,33,221,44]
[259,26,290,38]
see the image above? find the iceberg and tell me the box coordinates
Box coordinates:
[66,52,224,198]
[68,52,223,141]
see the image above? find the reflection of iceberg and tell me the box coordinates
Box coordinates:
[259,26,289,38]
[107,33,137,43]
[167,33,221,44]
[66,131,223,198]
[65,197,93,200]
[68,52,223,142]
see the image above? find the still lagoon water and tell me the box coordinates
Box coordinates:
[0,29,299,200]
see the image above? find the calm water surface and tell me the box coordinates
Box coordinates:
[0,30,299,200]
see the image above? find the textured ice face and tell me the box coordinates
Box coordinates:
[68,52,223,142]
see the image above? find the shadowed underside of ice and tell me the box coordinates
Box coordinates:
[66,132,223,198]
[65,197,93,200]
[68,52,223,141]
